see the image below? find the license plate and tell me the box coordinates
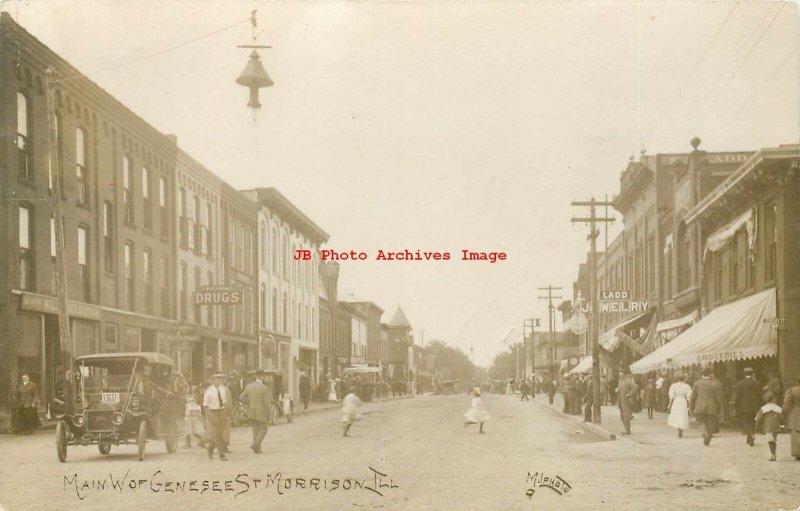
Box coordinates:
[101,393,120,404]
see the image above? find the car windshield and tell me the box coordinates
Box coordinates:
[78,364,135,392]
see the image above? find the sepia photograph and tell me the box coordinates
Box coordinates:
[0,1,798,509]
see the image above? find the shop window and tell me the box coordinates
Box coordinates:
[104,324,118,353]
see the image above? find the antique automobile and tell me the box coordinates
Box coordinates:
[55,352,185,462]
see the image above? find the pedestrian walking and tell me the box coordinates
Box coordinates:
[617,370,638,435]
[583,375,594,423]
[667,374,691,438]
[782,375,800,461]
[183,395,205,449]
[691,366,724,446]
[643,378,657,419]
[464,387,490,434]
[520,380,530,401]
[765,371,783,402]
[733,367,763,446]
[240,369,270,454]
[15,374,40,434]
[203,373,229,461]
[755,392,782,461]
[299,372,311,410]
[341,389,363,437]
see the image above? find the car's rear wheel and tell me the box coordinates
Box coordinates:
[98,442,111,455]
[137,421,147,461]
[56,422,67,462]
[165,421,178,454]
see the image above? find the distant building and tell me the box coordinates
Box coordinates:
[385,306,413,381]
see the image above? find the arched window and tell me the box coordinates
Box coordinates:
[123,156,134,224]
[305,305,309,340]
[282,234,289,278]
[16,92,32,181]
[76,127,88,205]
[271,228,278,273]
[292,244,297,284]
[260,221,267,269]
[271,289,278,330]
[260,284,267,328]
[297,302,301,338]
[282,293,288,334]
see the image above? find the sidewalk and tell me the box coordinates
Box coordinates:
[540,392,743,444]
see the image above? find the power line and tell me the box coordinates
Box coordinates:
[54,16,252,85]
[741,45,798,108]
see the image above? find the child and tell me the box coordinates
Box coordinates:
[464,387,491,434]
[341,390,363,437]
[755,392,782,461]
[184,395,205,449]
[644,378,658,420]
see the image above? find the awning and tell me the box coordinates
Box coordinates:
[569,356,593,374]
[656,311,699,332]
[599,309,653,351]
[618,312,658,355]
[704,209,755,256]
[630,288,777,374]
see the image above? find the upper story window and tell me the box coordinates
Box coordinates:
[123,156,134,225]
[206,202,213,257]
[282,235,289,278]
[142,167,152,231]
[76,128,88,206]
[260,221,267,269]
[143,249,153,314]
[19,205,34,290]
[159,177,169,238]
[124,242,135,310]
[77,225,90,301]
[17,92,32,182]
[103,201,115,273]
[271,228,278,274]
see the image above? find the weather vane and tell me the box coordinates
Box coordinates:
[236,10,274,121]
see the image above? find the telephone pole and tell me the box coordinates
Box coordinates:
[523,318,539,381]
[571,197,615,424]
[538,286,562,404]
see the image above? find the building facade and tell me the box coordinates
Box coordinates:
[0,12,179,431]
[243,187,327,400]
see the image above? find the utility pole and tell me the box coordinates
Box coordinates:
[571,197,615,424]
[539,286,562,404]
[523,318,539,381]
[46,67,74,370]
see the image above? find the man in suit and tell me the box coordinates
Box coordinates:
[691,366,724,446]
[583,374,594,423]
[733,367,762,446]
[240,369,271,454]
[618,370,639,435]
[203,373,229,461]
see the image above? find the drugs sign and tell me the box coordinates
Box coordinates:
[193,285,242,305]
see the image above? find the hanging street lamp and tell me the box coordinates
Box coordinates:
[236,10,273,120]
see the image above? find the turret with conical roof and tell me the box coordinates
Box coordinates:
[388,306,411,328]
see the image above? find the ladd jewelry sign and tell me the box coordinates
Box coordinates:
[598,290,648,314]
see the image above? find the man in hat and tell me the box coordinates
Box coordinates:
[583,374,594,423]
[240,369,271,454]
[203,373,229,461]
[733,367,763,446]
[691,366,724,446]
[617,370,638,435]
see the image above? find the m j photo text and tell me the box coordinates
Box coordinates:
[294,249,508,263]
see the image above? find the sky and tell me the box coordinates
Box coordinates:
[5,0,798,367]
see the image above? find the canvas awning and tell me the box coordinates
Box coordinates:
[630,288,777,374]
[656,311,699,332]
[704,208,755,255]
[599,309,654,351]
[569,356,593,375]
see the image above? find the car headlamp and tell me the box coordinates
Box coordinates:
[111,412,125,426]
[72,415,85,427]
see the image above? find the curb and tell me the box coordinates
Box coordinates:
[536,400,617,441]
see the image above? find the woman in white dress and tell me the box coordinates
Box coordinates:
[464,388,491,433]
[667,374,691,438]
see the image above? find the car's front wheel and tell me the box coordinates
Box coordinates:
[98,442,111,455]
[165,421,178,454]
[56,422,67,462]
[137,421,147,461]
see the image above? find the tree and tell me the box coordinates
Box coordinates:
[423,340,481,383]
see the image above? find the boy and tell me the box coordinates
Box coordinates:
[755,391,782,461]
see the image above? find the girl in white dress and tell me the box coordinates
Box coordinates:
[464,388,491,433]
[667,374,692,438]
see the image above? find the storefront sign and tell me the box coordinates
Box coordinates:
[20,292,102,320]
[599,290,630,301]
[193,286,242,305]
[598,301,648,313]
[350,356,366,364]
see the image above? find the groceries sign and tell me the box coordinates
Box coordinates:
[193,285,242,305]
